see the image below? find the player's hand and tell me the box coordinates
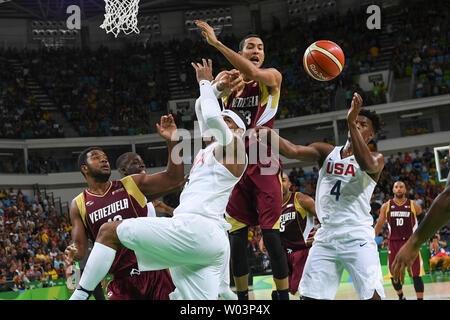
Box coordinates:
[391,240,418,284]
[191,58,213,83]
[253,126,276,144]
[195,20,219,47]
[156,114,177,141]
[64,244,77,266]
[346,92,363,125]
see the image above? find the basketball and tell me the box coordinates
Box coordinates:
[303,40,345,81]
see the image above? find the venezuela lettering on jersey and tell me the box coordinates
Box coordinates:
[89,198,129,223]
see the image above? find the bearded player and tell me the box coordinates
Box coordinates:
[374,181,424,300]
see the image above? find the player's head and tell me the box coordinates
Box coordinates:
[221,110,247,137]
[238,34,264,68]
[392,181,407,199]
[348,109,381,144]
[281,171,291,197]
[78,147,111,182]
[116,152,146,177]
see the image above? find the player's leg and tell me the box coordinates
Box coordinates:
[388,240,406,299]
[70,220,123,300]
[228,224,250,299]
[252,170,289,299]
[409,254,424,300]
[298,241,343,300]
[219,231,238,300]
[343,236,385,300]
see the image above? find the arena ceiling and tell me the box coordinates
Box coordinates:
[0,0,259,20]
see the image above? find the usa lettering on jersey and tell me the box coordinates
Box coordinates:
[326,162,355,176]
[89,198,129,223]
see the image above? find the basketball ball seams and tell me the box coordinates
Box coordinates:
[311,50,339,77]
[311,42,344,71]
[303,48,320,80]
[309,50,333,79]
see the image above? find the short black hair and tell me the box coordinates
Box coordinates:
[78,147,104,173]
[359,109,381,133]
[239,34,262,51]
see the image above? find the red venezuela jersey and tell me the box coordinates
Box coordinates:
[386,199,418,241]
[74,176,148,277]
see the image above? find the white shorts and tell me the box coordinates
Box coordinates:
[299,226,385,300]
[117,214,229,300]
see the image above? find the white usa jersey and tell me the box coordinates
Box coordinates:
[315,146,376,228]
[174,142,247,224]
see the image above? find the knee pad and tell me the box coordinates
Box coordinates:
[413,276,424,293]
[391,278,403,291]
[261,229,288,279]
[229,227,249,277]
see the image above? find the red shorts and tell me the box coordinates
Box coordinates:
[286,248,310,295]
[106,269,175,300]
[388,240,421,277]
[226,163,282,231]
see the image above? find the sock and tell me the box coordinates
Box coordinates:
[417,297,423,300]
[277,288,289,300]
[237,290,248,300]
[70,242,116,300]
[398,292,404,300]
[271,290,279,300]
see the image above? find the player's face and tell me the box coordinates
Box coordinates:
[125,154,146,175]
[240,37,265,68]
[281,173,291,196]
[393,182,406,198]
[84,150,111,182]
[223,116,244,137]
[348,115,374,144]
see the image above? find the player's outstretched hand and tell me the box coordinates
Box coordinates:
[64,244,78,266]
[391,240,417,284]
[156,114,177,141]
[346,92,363,125]
[191,58,213,83]
[195,20,219,47]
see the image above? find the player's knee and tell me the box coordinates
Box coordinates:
[97,221,122,249]
[390,277,403,291]
[261,229,288,279]
[413,276,424,293]
[229,227,249,277]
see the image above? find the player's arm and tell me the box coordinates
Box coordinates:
[65,199,89,264]
[211,69,244,98]
[255,126,334,165]
[347,93,384,179]
[132,115,185,199]
[196,20,282,90]
[374,202,388,236]
[296,193,316,216]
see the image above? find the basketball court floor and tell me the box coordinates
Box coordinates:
[245,271,450,300]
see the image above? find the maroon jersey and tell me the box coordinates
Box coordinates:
[386,199,418,241]
[74,176,148,277]
[279,192,315,252]
[222,80,280,129]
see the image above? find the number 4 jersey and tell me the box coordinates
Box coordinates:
[315,146,377,229]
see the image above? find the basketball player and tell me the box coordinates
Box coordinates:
[374,181,424,300]
[196,20,289,300]
[392,147,450,283]
[117,151,237,300]
[275,171,317,298]
[84,151,175,300]
[69,58,247,300]
[257,93,385,300]
[65,114,183,300]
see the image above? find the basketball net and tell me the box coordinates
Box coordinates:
[100,0,140,38]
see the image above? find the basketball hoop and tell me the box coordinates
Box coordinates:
[100,0,140,38]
